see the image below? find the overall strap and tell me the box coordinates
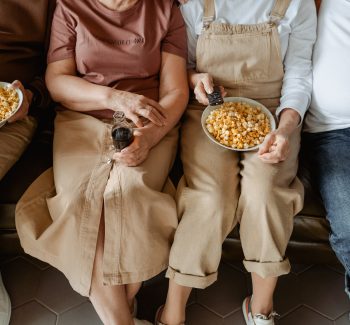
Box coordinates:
[203,0,215,30]
[270,0,292,23]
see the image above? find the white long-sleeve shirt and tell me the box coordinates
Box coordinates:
[304,0,350,133]
[180,0,317,120]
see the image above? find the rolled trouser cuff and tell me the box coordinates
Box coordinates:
[166,266,217,289]
[243,258,291,278]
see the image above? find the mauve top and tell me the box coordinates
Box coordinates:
[47,0,187,118]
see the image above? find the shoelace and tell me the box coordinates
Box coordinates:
[254,311,280,321]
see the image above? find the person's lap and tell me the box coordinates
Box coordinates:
[16,110,180,296]
[0,116,37,179]
[169,104,303,287]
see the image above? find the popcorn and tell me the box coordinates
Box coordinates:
[0,86,19,122]
[205,101,271,150]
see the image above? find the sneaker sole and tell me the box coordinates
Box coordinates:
[242,297,250,325]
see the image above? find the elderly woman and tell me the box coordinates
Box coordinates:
[156,0,317,325]
[15,0,188,324]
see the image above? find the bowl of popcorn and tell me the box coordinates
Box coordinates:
[202,97,276,151]
[0,82,23,128]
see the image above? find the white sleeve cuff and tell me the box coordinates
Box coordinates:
[276,93,309,126]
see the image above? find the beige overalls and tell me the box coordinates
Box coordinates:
[166,0,304,289]
[16,110,180,296]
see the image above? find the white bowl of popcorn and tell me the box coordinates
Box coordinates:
[0,82,23,128]
[201,97,276,151]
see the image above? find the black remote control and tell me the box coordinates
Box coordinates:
[207,86,224,106]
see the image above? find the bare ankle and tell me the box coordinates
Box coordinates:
[160,305,185,325]
[127,298,134,313]
[251,299,273,316]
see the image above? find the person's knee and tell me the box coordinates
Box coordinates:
[196,190,236,224]
[330,219,350,248]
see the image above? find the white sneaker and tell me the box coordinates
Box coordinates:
[242,296,278,325]
[0,273,11,325]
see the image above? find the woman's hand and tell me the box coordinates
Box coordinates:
[258,129,290,164]
[258,108,300,164]
[192,73,226,105]
[112,127,158,167]
[108,91,166,128]
[8,80,33,123]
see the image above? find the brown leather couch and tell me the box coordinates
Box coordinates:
[0,0,338,265]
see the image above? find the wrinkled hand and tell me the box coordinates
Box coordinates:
[193,73,226,105]
[109,91,166,128]
[113,127,157,167]
[258,129,290,164]
[8,80,33,123]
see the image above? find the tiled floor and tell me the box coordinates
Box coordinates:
[1,255,349,324]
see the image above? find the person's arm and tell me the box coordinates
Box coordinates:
[45,58,166,127]
[114,51,188,166]
[258,109,300,163]
[180,2,226,105]
[276,0,316,122]
[259,0,317,164]
[188,70,227,105]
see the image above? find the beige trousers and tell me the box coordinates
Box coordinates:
[0,116,37,180]
[166,103,304,289]
[16,111,179,296]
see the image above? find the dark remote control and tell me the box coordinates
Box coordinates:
[207,86,224,106]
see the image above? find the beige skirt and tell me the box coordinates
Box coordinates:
[16,110,179,296]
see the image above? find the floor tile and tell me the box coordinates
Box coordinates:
[327,264,346,275]
[299,266,350,319]
[244,272,253,294]
[223,310,246,325]
[136,276,168,321]
[1,257,41,308]
[3,256,350,325]
[186,304,223,325]
[0,256,17,266]
[197,263,248,317]
[335,312,350,325]
[224,261,247,274]
[22,255,50,271]
[36,267,87,313]
[274,273,301,317]
[290,264,313,275]
[10,301,57,325]
[58,301,102,325]
[278,306,333,325]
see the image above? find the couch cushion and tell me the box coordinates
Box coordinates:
[0,0,55,84]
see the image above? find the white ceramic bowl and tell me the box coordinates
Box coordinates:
[201,97,276,152]
[0,81,23,128]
